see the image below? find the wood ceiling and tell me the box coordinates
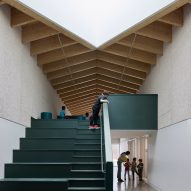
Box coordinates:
[1,0,191,115]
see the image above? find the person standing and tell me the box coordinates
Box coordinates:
[137,159,144,181]
[117,151,130,182]
[124,158,131,181]
[131,157,138,181]
[89,91,109,129]
[59,106,65,119]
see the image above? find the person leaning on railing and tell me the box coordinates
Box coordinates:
[117,151,130,182]
[89,90,109,129]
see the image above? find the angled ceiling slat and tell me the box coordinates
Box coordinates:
[64,97,97,107]
[53,74,97,90]
[47,60,97,80]
[0,1,5,6]
[97,51,151,73]
[104,44,156,64]
[31,34,77,55]
[22,22,59,43]
[136,21,172,43]
[118,34,163,55]
[37,44,92,65]
[43,51,96,73]
[11,7,36,27]
[57,80,97,94]
[158,7,183,27]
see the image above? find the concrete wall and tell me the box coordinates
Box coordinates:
[140,5,191,191]
[0,5,69,178]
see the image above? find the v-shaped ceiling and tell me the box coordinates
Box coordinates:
[1,0,190,115]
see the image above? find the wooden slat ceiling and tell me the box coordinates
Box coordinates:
[1,0,190,115]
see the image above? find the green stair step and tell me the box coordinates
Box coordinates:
[13,150,101,163]
[5,163,71,178]
[0,178,68,191]
[72,162,101,170]
[26,128,77,138]
[68,187,106,191]
[70,170,104,178]
[68,178,104,187]
[73,156,101,162]
[31,118,78,128]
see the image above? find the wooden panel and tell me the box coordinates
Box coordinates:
[0,1,5,6]
[38,44,91,65]
[159,8,183,27]
[137,21,172,42]
[63,92,97,103]
[22,22,59,43]
[60,87,98,100]
[59,84,98,98]
[43,51,96,73]
[53,74,97,90]
[97,74,139,90]
[64,96,97,107]
[68,103,93,111]
[31,34,77,55]
[118,34,163,55]
[97,60,146,80]
[11,8,36,27]
[51,67,97,86]
[104,44,156,64]
[97,80,136,94]
[57,79,97,94]
[47,60,97,80]
[97,51,151,73]
[97,68,143,85]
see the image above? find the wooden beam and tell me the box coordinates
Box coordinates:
[3,0,95,49]
[137,21,172,43]
[38,44,91,65]
[31,34,77,55]
[47,60,97,80]
[97,80,136,94]
[104,44,156,64]
[118,34,163,55]
[100,0,188,49]
[69,104,92,112]
[43,51,96,73]
[51,67,97,86]
[97,74,139,91]
[57,79,97,94]
[97,60,146,80]
[69,106,93,115]
[11,8,36,27]
[54,74,97,90]
[97,51,151,73]
[64,96,97,107]
[22,22,59,43]
[159,8,183,27]
[97,68,143,86]
[60,88,98,101]
[63,92,97,103]
[0,1,5,6]
[68,100,94,109]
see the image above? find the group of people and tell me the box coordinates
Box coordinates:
[117,151,144,182]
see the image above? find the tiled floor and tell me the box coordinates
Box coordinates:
[113,167,157,191]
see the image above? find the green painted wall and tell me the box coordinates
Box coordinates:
[108,94,158,130]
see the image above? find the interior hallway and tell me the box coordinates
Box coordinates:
[113,167,157,191]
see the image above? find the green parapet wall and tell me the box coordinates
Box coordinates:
[108,94,158,130]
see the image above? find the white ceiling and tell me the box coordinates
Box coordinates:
[17,0,175,47]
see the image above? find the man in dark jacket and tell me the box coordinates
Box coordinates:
[89,91,109,129]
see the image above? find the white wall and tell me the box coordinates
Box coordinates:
[140,5,191,191]
[148,119,191,191]
[0,118,25,178]
[0,5,69,127]
[140,4,191,129]
[0,5,70,179]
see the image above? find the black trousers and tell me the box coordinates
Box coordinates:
[90,108,100,126]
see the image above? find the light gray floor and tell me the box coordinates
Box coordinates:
[113,167,157,191]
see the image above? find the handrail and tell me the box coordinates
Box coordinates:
[102,102,113,162]
[100,102,113,191]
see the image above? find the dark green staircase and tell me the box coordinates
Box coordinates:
[0,119,106,191]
